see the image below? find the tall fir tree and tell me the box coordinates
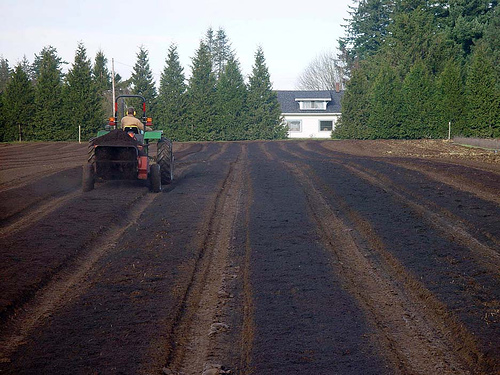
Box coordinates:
[400,61,437,138]
[204,28,215,57]
[215,56,247,140]
[187,41,217,140]
[339,0,395,69]
[204,27,233,80]
[19,56,33,79]
[213,28,233,80]
[246,47,286,140]
[332,67,372,139]
[368,61,402,138]
[64,42,103,140]
[436,58,465,137]
[465,43,499,137]
[336,0,499,139]
[0,57,11,94]
[93,50,112,119]
[2,64,35,141]
[33,46,64,140]
[93,50,111,93]
[447,0,496,55]
[0,57,9,139]
[131,46,157,119]
[157,44,188,140]
[32,46,66,83]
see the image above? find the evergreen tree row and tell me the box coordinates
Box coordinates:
[0,28,286,142]
[334,0,499,139]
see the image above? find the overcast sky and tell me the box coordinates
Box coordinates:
[0,0,352,90]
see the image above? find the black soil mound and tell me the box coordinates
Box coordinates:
[93,129,140,147]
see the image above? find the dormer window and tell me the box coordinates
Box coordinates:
[295,98,330,110]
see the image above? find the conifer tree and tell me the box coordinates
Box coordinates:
[187,41,217,140]
[339,0,395,68]
[0,57,8,140]
[213,28,233,80]
[436,59,465,137]
[19,56,33,79]
[400,61,437,138]
[204,28,215,57]
[131,46,157,118]
[93,50,112,119]
[335,0,498,139]
[64,42,103,140]
[32,46,65,83]
[465,43,499,137]
[2,64,35,141]
[368,62,402,138]
[33,46,64,140]
[332,67,372,139]
[0,57,11,94]
[246,47,286,140]
[216,56,247,140]
[157,44,188,140]
[204,27,233,80]
[93,50,111,94]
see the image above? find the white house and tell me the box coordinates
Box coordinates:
[277,90,344,138]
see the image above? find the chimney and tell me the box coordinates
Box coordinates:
[335,82,340,93]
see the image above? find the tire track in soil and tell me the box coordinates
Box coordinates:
[271,157,472,374]
[239,164,256,375]
[384,159,500,205]
[0,139,216,317]
[296,142,500,274]
[0,190,81,238]
[0,143,87,192]
[0,139,222,348]
[308,141,500,205]
[249,143,389,374]
[161,144,247,374]
[0,190,159,364]
[0,142,240,374]
[275,141,497,372]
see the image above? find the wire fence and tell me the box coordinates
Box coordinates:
[453,137,500,151]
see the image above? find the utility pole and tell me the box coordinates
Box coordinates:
[111,58,116,116]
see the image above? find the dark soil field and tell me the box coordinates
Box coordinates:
[0,139,498,374]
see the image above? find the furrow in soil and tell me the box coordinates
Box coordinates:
[282,159,472,374]
[0,192,159,363]
[162,144,245,374]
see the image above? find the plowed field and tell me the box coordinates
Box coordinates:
[0,140,498,374]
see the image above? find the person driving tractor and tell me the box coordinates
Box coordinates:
[120,107,152,131]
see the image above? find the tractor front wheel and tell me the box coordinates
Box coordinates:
[150,164,162,193]
[82,163,94,192]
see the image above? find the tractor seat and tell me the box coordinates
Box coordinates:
[123,126,140,134]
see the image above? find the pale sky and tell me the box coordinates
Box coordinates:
[0,0,352,90]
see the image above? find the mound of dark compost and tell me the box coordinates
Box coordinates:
[92,129,141,147]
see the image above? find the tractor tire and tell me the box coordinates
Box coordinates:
[150,163,162,193]
[82,163,94,192]
[157,137,174,184]
[87,137,96,163]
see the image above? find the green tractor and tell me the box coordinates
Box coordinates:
[83,95,174,193]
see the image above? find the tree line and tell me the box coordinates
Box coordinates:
[332,0,499,139]
[0,28,287,142]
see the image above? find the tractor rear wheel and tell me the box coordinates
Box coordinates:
[150,163,162,193]
[82,163,94,192]
[157,137,174,184]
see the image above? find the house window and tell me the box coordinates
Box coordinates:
[319,120,333,131]
[287,120,302,132]
[297,100,328,110]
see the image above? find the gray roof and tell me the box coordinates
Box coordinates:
[276,90,344,114]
